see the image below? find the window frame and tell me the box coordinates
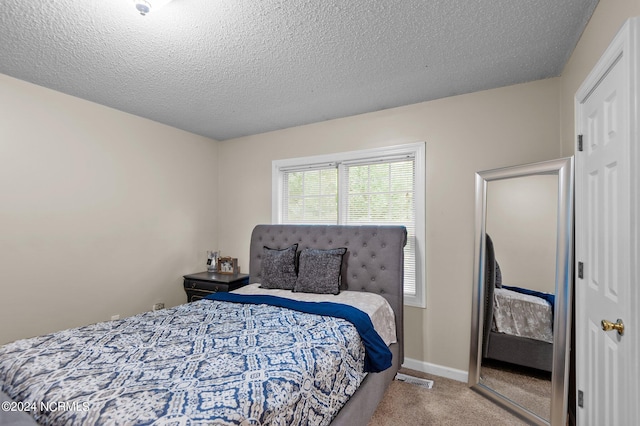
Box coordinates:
[272,142,426,308]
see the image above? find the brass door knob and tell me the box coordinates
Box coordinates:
[601,319,624,336]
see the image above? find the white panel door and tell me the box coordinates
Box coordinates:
[575,17,639,426]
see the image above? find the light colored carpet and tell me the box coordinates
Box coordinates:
[480,361,551,420]
[368,368,528,426]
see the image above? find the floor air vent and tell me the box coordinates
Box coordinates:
[395,373,434,389]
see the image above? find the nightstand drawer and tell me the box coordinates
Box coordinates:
[185,280,231,293]
[184,287,224,303]
[182,271,250,303]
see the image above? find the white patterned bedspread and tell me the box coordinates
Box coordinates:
[233,284,397,346]
[492,288,553,343]
[0,299,366,425]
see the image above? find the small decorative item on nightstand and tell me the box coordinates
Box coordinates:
[206,250,219,272]
[183,271,249,302]
[217,257,238,275]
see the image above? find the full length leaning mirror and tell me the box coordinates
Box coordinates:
[469,157,574,425]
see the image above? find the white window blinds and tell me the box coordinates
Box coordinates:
[282,166,338,224]
[339,158,417,296]
[275,143,425,307]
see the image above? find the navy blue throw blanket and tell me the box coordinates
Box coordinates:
[205,292,392,373]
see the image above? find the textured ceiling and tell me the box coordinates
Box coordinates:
[0,0,599,141]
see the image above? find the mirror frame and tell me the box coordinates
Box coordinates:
[469,157,574,426]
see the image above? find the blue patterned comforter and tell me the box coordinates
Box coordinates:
[0,299,369,425]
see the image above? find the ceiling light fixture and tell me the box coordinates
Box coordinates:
[133,0,174,16]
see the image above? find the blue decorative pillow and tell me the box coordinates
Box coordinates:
[294,248,347,295]
[259,244,298,290]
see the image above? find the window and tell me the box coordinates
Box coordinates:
[272,142,426,307]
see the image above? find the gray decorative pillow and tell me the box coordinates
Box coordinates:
[259,244,298,290]
[294,248,347,295]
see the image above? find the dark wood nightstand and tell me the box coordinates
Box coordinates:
[183,271,250,302]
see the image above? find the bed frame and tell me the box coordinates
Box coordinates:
[482,234,552,372]
[249,224,407,426]
[0,224,407,426]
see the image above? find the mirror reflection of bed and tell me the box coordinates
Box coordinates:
[481,174,558,421]
[481,233,554,420]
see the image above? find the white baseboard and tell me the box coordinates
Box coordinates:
[402,357,468,383]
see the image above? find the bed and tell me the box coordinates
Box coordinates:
[481,234,553,373]
[0,224,407,425]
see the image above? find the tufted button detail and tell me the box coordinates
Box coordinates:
[251,225,404,300]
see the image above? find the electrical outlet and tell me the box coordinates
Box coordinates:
[152,303,165,311]
[111,314,120,321]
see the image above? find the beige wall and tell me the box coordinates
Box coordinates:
[560,0,640,156]
[217,79,562,372]
[0,74,219,345]
[487,175,558,294]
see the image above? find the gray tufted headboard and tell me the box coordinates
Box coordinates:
[249,224,407,362]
